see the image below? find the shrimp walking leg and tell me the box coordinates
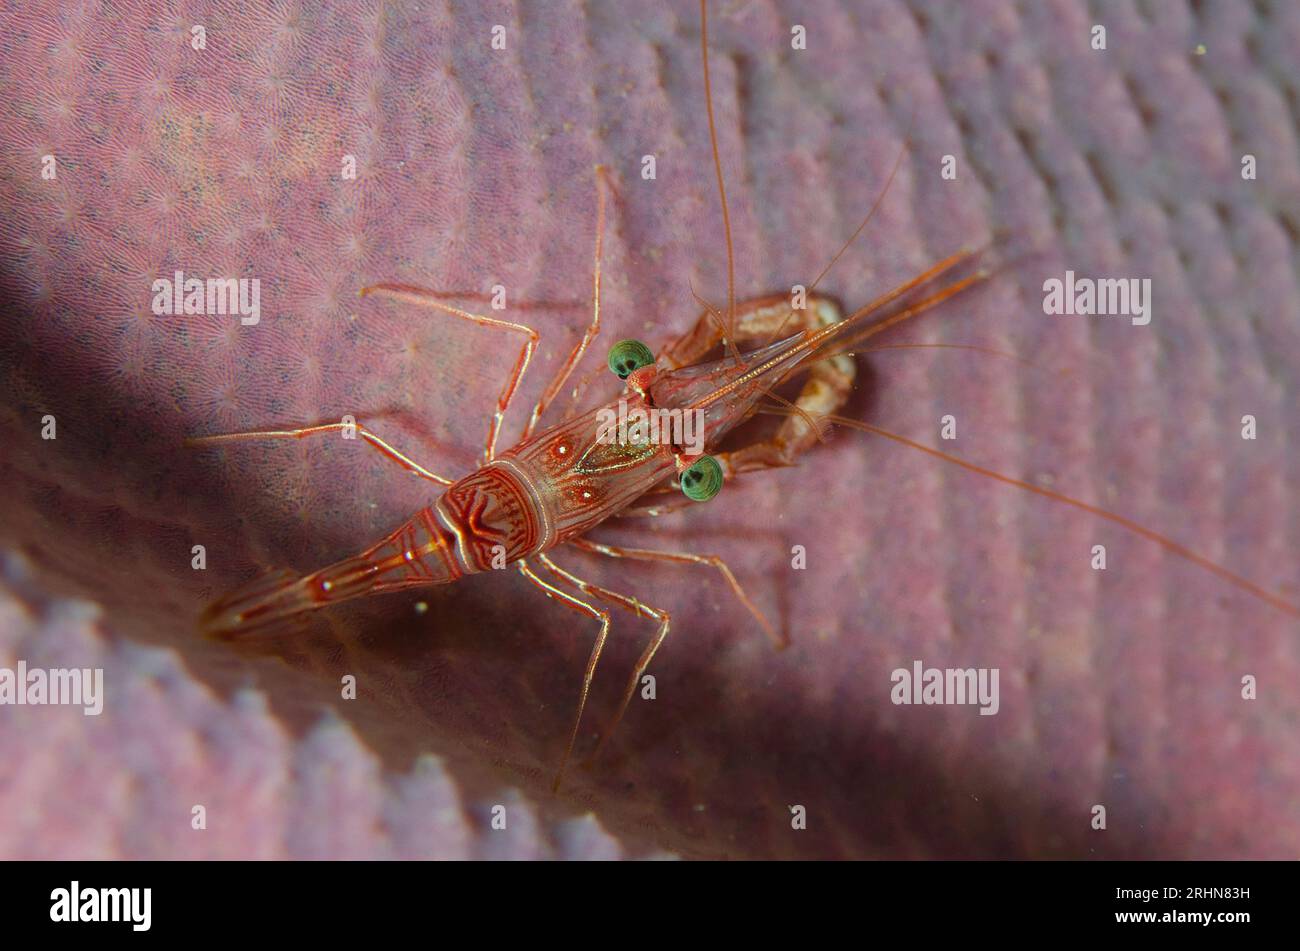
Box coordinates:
[186,421,454,485]
[522,166,612,440]
[568,536,782,649]
[516,559,611,791]
[537,554,670,763]
[358,284,539,463]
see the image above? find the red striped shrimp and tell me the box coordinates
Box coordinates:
[187,168,989,788]
[188,0,1298,793]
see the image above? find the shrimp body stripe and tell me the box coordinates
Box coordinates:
[489,457,555,552]
[433,459,553,573]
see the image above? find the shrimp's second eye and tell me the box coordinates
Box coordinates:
[680,455,723,501]
[608,339,655,380]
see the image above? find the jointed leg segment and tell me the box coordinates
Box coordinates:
[359,166,613,461]
[568,536,783,649]
[515,558,611,791]
[358,284,538,463]
[537,553,671,763]
[662,293,857,475]
[185,421,454,485]
[522,166,613,441]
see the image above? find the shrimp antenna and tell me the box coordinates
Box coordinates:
[757,407,1300,619]
[700,0,743,366]
[762,143,909,348]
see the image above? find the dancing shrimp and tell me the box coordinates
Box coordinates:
[188,1,1297,791]
[188,160,990,786]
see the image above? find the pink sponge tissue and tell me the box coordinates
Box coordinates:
[0,1,1298,860]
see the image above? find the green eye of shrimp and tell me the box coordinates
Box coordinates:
[680,455,723,502]
[608,339,655,380]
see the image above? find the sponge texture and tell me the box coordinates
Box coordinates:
[0,0,1297,858]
